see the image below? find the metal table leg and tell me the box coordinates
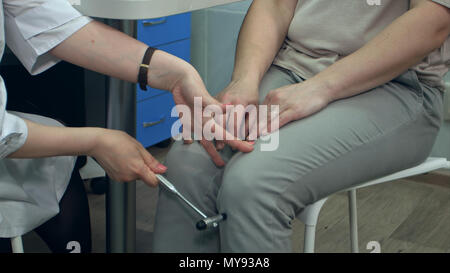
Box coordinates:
[105,19,137,253]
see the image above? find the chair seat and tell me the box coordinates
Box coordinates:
[297,157,449,225]
[345,157,450,192]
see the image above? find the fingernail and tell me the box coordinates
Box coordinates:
[248,141,255,145]
[157,164,167,171]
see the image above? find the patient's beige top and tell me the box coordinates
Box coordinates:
[274,0,450,91]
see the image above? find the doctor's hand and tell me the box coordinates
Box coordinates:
[8,121,165,187]
[87,129,166,187]
[170,65,255,167]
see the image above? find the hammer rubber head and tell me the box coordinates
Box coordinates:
[196,213,227,230]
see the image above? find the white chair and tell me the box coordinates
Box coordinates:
[298,157,450,253]
[9,236,24,253]
[300,81,450,253]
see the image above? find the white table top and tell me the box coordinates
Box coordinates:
[73,0,244,19]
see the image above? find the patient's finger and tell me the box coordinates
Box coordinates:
[216,124,254,153]
[235,106,247,140]
[200,139,225,167]
[216,140,225,151]
[247,110,258,141]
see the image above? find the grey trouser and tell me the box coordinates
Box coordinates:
[152,65,443,253]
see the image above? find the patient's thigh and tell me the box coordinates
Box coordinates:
[218,81,438,219]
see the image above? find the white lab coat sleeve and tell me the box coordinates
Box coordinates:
[3,0,93,75]
[0,82,28,159]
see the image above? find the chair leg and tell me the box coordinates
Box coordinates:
[304,225,316,253]
[300,198,328,253]
[348,190,359,253]
[11,236,24,253]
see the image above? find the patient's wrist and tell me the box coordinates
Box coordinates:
[231,76,259,87]
[301,78,338,104]
[231,70,261,87]
[228,77,260,94]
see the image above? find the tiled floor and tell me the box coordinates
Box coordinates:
[21,146,450,253]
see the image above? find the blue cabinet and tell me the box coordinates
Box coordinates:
[136,92,178,148]
[137,13,191,47]
[136,13,191,147]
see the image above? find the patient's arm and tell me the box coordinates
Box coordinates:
[230,0,298,88]
[305,0,450,102]
[261,0,450,131]
[210,0,299,152]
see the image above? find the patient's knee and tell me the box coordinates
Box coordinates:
[164,141,214,173]
[162,141,223,198]
[218,165,269,211]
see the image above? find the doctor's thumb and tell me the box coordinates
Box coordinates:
[140,167,159,187]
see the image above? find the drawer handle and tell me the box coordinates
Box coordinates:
[142,18,167,27]
[143,117,166,128]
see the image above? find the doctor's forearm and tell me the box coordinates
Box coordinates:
[307,1,450,102]
[7,120,102,158]
[50,20,193,92]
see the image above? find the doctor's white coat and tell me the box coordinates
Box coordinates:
[0,0,92,238]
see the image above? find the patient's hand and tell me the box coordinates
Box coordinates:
[173,67,254,167]
[182,78,258,166]
[216,80,259,107]
[214,80,260,150]
[261,82,330,133]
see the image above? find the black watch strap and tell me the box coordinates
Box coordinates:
[138,47,157,91]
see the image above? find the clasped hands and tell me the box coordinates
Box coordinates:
[91,69,330,188]
[184,78,332,167]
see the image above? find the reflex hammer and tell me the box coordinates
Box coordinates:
[156,174,227,230]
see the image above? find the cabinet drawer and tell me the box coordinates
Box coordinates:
[137,13,191,46]
[137,39,191,102]
[136,93,180,147]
